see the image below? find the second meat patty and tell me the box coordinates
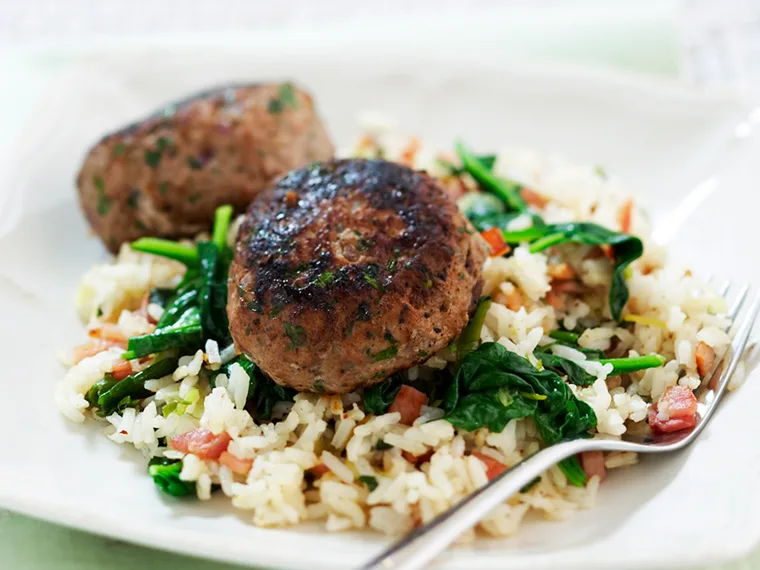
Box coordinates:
[227,158,489,393]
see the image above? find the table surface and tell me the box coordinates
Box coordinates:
[2,2,759,569]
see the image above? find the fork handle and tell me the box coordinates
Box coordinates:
[358,439,595,570]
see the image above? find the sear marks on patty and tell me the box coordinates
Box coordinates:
[77,82,334,252]
[227,158,489,393]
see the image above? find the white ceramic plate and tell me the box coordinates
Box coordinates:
[1,41,759,570]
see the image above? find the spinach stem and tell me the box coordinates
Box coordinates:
[457,297,492,358]
[500,227,547,243]
[212,205,234,251]
[596,354,666,375]
[529,232,567,253]
[455,140,526,212]
[131,238,199,267]
[548,330,580,344]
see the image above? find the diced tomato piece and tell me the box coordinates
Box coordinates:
[480,227,511,258]
[110,359,133,380]
[520,188,549,209]
[695,342,716,377]
[471,452,508,481]
[388,385,427,425]
[170,428,231,460]
[579,450,607,483]
[648,386,698,433]
[618,199,633,233]
[402,448,434,465]
[72,339,125,364]
[219,451,253,475]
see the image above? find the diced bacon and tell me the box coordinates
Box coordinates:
[617,199,633,233]
[648,410,697,433]
[695,342,716,377]
[545,279,584,311]
[579,451,607,483]
[219,451,253,475]
[548,263,576,281]
[88,322,128,344]
[402,448,434,465]
[600,244,615,261]
[388,385,427,425]
[544,289,566,311]
[110,359,133,380]
[494,286,523,312]
[480,227,511,257]
[520,188,549,209]
[552,280,585,295]
[648,385,699,433]
[170,428,231,460]
[72,339,126,364]
[503,287,523,311]
[471,452,508,481]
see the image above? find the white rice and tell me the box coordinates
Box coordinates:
[54,127,747,540]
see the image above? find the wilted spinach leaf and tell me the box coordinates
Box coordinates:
[219,354,295,421]
[442,342,597,486]
[364,374,403,415]
[148,457,196,497]
[94,358,178,416]
[198,241,232,344]
[501,221,643,321]
[538,353,597,387]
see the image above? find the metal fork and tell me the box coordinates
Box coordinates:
[359,283,760,570]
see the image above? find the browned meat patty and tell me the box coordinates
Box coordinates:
[227,158,489,393]
[77,83,334,252]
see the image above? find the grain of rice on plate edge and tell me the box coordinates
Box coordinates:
[56,119,744,538]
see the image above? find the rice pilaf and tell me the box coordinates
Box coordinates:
[55,124,742,538]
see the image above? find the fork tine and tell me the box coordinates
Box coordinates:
[729,284,750,320]
[710,293,760,402]
[718,280,731,297]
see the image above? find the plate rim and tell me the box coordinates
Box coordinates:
[0,42,758,570]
